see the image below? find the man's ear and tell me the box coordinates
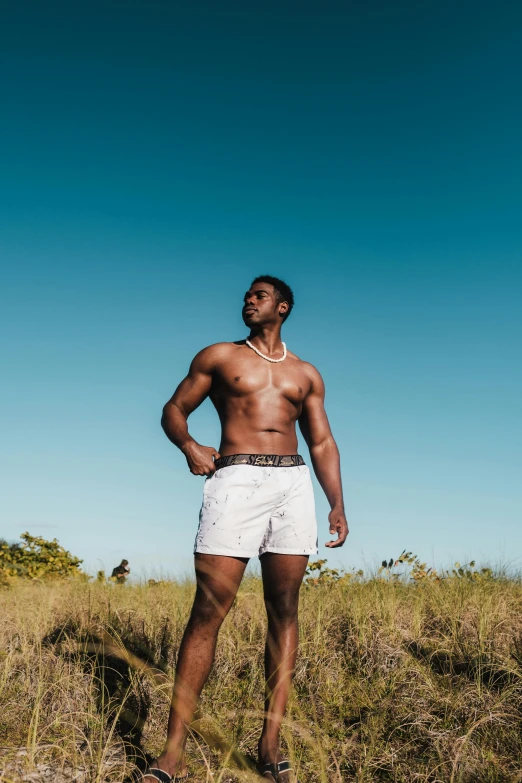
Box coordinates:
[279,302,289,318]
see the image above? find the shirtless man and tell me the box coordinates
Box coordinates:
[145,275,348,783]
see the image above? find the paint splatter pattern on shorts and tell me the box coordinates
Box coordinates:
[194,464,318,557]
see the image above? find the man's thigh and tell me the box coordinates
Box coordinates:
[260,553,309,603]
[193,553,249,617]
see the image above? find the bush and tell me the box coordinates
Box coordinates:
[0,532,85,585]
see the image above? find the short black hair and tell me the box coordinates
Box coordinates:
[250,275,294,321]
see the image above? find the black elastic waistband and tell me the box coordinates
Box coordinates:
[214,454,305,470]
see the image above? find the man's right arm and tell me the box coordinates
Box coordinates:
[161,345,222,476]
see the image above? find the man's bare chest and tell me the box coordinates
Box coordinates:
[211,355,310,407]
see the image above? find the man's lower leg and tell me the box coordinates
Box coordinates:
[258,612,299,763]
[155,610,223,775]
[258,553,308,768]
[144,554,247,780]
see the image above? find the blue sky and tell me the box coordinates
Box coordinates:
[1,1,521,577]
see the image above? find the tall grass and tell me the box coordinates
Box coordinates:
[1,572,522,782]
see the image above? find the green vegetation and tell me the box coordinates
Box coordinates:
[1,554,521,782]
[0,533,84,585]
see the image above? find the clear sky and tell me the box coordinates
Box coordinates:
[1,1,521,577]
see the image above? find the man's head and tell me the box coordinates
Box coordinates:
[242,275,294,328]
[121,559,128,566]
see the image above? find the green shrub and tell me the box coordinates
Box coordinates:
[0,532,85,584]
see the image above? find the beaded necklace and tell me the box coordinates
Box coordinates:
[245,339,287,363]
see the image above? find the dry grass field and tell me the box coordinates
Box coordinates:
[1,568,522,783]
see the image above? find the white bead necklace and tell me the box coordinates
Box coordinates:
[245,339,287,363]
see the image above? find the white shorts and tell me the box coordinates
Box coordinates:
[194,461,318,558]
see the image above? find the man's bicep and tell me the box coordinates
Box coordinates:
[299,370,332,446]
[165,351,214,416]
[300,394,332,446]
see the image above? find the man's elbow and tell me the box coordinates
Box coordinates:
[310,435,337,454]
[161,400,184,430]
[161,402,175,431]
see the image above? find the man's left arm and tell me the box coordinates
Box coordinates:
[298,366,349,548]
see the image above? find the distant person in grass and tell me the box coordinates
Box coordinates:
[111,559,130,583]
[147,276,348,783]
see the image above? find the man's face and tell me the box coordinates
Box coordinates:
[242,283,286,327]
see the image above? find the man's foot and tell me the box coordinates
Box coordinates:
[258,760,293,783]
[142,752,188,782]
[257,744,293,782]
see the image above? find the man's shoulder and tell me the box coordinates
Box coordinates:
[191,342,241,369]
[287,350,321,376]
[199,341,239,354]
[287,353,323,390]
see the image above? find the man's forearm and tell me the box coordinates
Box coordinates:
[161,402,196,452]
[309,437,344,510]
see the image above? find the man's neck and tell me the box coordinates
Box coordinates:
[247,326,284,354]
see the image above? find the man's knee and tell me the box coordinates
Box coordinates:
[265,591,299,624]
[189,587,232,629]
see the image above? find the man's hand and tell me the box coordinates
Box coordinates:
[182,442,221,476]
[325,507,349,548]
